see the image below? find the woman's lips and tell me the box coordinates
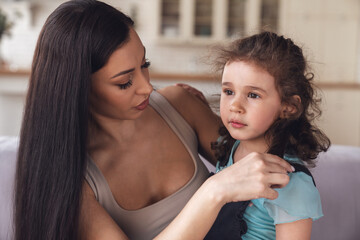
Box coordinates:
[136,98,149,110]
[230,120,246,128]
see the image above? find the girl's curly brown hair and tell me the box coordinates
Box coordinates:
[211,31,330,167]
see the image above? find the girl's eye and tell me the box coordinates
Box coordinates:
[117,77,133,90]
[223,89,234,95]
[248,92,260,98]
[141,59,151,69]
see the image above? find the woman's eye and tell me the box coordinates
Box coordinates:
[248,92,260,98]
[117,78,133,90]
[141,59,151,69]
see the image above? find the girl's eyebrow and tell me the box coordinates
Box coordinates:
[110,47,146,79]
[248,86,267,93]
[222,82,233,86]
[222,82,267,93]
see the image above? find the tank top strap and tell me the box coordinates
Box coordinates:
[85,156,119,213]
[149,90,198,157]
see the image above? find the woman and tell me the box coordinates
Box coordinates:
[15,1,293,239]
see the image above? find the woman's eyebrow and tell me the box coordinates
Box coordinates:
[110,68,135,79]
[110,47,146,79]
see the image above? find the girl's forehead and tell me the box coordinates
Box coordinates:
[222,61,277,90]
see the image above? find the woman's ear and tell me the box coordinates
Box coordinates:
[280,95,301,119]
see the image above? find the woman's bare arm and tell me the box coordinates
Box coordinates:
[157,85,221,165]
[156,152,293,239]
[79,183,129,240]
[80,151,292,240]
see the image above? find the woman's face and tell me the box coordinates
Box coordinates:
[90,29,153,121]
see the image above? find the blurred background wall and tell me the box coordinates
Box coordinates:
[0,0,359,146]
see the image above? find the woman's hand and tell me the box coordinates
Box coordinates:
[207,152,293,204]
[175,83,209,106]
[156,152,293,240]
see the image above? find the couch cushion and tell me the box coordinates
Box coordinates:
[0,136,18,240]
[311,145,360,240]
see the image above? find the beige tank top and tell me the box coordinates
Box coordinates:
[85,90,210,240]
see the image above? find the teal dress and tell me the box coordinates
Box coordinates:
[216,140,323,239]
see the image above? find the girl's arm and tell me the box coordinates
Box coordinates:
[276,218,313,240]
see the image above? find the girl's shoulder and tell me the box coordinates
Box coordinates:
[255,170,323,224]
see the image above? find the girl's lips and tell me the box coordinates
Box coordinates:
[230,120,246,128]
[136,98,149,110]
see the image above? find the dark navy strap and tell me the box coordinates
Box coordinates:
[291,163,316,186]
[204,173,250,240]
[204,200,250,240]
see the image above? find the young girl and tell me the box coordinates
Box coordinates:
[205,31,330,239]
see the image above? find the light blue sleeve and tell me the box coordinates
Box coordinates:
[263,172,323,224]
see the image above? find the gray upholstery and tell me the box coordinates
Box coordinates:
[0,137,18,240]
[311,145,360,239]
[1,136,359,239]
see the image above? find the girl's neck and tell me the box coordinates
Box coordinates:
[233,138,269,163]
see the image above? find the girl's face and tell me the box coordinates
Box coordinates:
[90,29,153,121]
[220,60,284,143]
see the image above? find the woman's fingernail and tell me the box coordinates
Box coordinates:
[291,166,295,172]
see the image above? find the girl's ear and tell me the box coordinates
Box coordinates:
[280,95,301,119]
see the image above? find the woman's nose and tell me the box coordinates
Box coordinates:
[136,70,153,96]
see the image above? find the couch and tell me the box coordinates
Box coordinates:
[1,136,360,239]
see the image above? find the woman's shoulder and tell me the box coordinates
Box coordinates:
[156,85,221,163]
[157,85,201,110]
[156,85,215,128]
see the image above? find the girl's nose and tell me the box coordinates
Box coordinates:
[229,99,245,113]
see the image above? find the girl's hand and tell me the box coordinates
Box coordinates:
[207,152,293,204]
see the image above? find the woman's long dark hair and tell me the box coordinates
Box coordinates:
[15,1,133,239]
[212,31,330,167]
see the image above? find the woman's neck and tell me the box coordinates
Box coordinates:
[88,108,150,148]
